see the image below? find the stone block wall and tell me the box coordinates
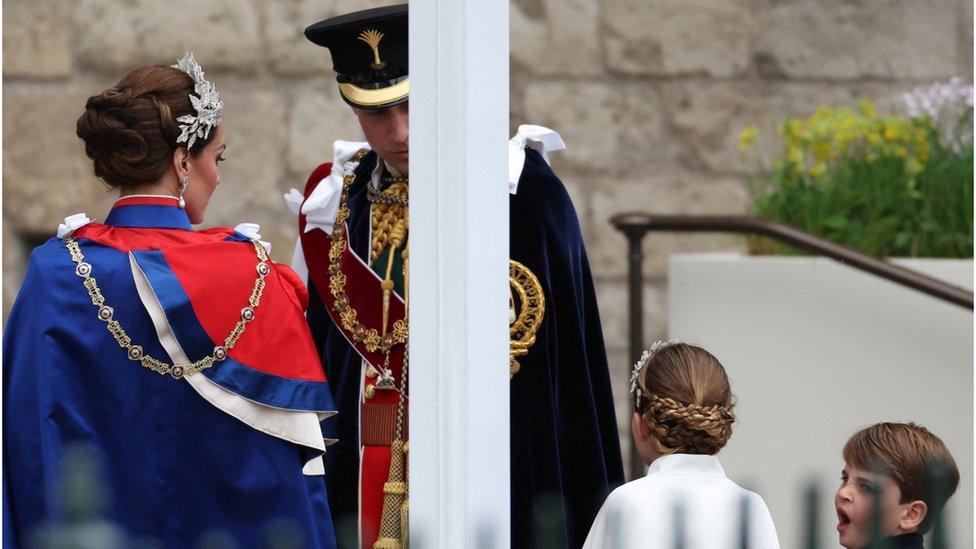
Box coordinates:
[4,0,972,475]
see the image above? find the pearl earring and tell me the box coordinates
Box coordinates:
[178,176,189,209]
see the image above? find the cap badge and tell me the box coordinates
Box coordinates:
[358,29,387,70]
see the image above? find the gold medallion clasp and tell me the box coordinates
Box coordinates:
[509,260,545,378]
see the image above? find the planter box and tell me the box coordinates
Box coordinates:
[668,254,973,549]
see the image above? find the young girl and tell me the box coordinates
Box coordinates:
[583,340,780,548]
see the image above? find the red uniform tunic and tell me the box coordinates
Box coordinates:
[299,155,407,549]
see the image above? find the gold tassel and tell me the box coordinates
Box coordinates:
[373,439,408,548]
[399,499,409,547]
[373,229,411,549]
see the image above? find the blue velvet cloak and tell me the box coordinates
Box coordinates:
[3,204,337,549]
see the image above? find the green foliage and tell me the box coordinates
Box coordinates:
[741,100,973,258]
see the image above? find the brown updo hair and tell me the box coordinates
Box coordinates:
[76,65,217,190]
[636,343,735,456]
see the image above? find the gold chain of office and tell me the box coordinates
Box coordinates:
[328,161,409,355]
[367,177,409,206]
[63,236,270,379]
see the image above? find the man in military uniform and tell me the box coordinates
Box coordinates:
[290,5,623,548]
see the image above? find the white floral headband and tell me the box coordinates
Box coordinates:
[172,52,223,149]
[629,338,684,408]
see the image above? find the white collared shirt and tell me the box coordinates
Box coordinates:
[373,155,404,188]
[583,454,781,549]
[370,153,388,189]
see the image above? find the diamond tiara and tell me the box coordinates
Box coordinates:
[629,338,685,406]
[171,52,223,149]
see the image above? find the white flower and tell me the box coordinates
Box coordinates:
[902,77,974,153]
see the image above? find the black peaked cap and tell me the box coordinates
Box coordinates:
[305,4,408,109]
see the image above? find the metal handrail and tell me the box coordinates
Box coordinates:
[612,213,973,309]
[611,212,973,480]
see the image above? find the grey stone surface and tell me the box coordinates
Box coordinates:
[511,0,602,76]
[605,346,635,475]
[963,0,974,80]
[2,83,115,235]
[286,82,365,180]
[589,171,750,279]
[262,0,337,76]
[754,0,958,80]
[603,0,755,77]
[618,84,698,174]
[524,82,620,171]
[332,0,397,13]
[3,0,72,78]
[594,279,667,354]
[75,0,262,73]
[523,82,680,175]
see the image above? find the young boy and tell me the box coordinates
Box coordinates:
[835,422,960,548]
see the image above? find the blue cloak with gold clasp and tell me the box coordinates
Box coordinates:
[507,141,624,548]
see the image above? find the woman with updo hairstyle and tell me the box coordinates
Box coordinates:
[583,341,781,548]
[4,54,338,548]
[75,62,222,224]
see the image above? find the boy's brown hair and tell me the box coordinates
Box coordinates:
[843,422,960,533]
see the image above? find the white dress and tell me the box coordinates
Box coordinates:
[583,454,781,549]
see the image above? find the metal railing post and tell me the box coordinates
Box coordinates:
[624,226,647,481]
[803,482,820,549]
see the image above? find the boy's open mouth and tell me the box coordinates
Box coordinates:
[836,508,852,532]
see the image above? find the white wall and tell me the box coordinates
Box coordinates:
[668,254,973,549]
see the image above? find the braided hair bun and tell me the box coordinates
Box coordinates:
[637,343,735,455]
[76,65,216,190]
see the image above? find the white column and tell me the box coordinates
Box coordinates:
[409,0,510,547]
